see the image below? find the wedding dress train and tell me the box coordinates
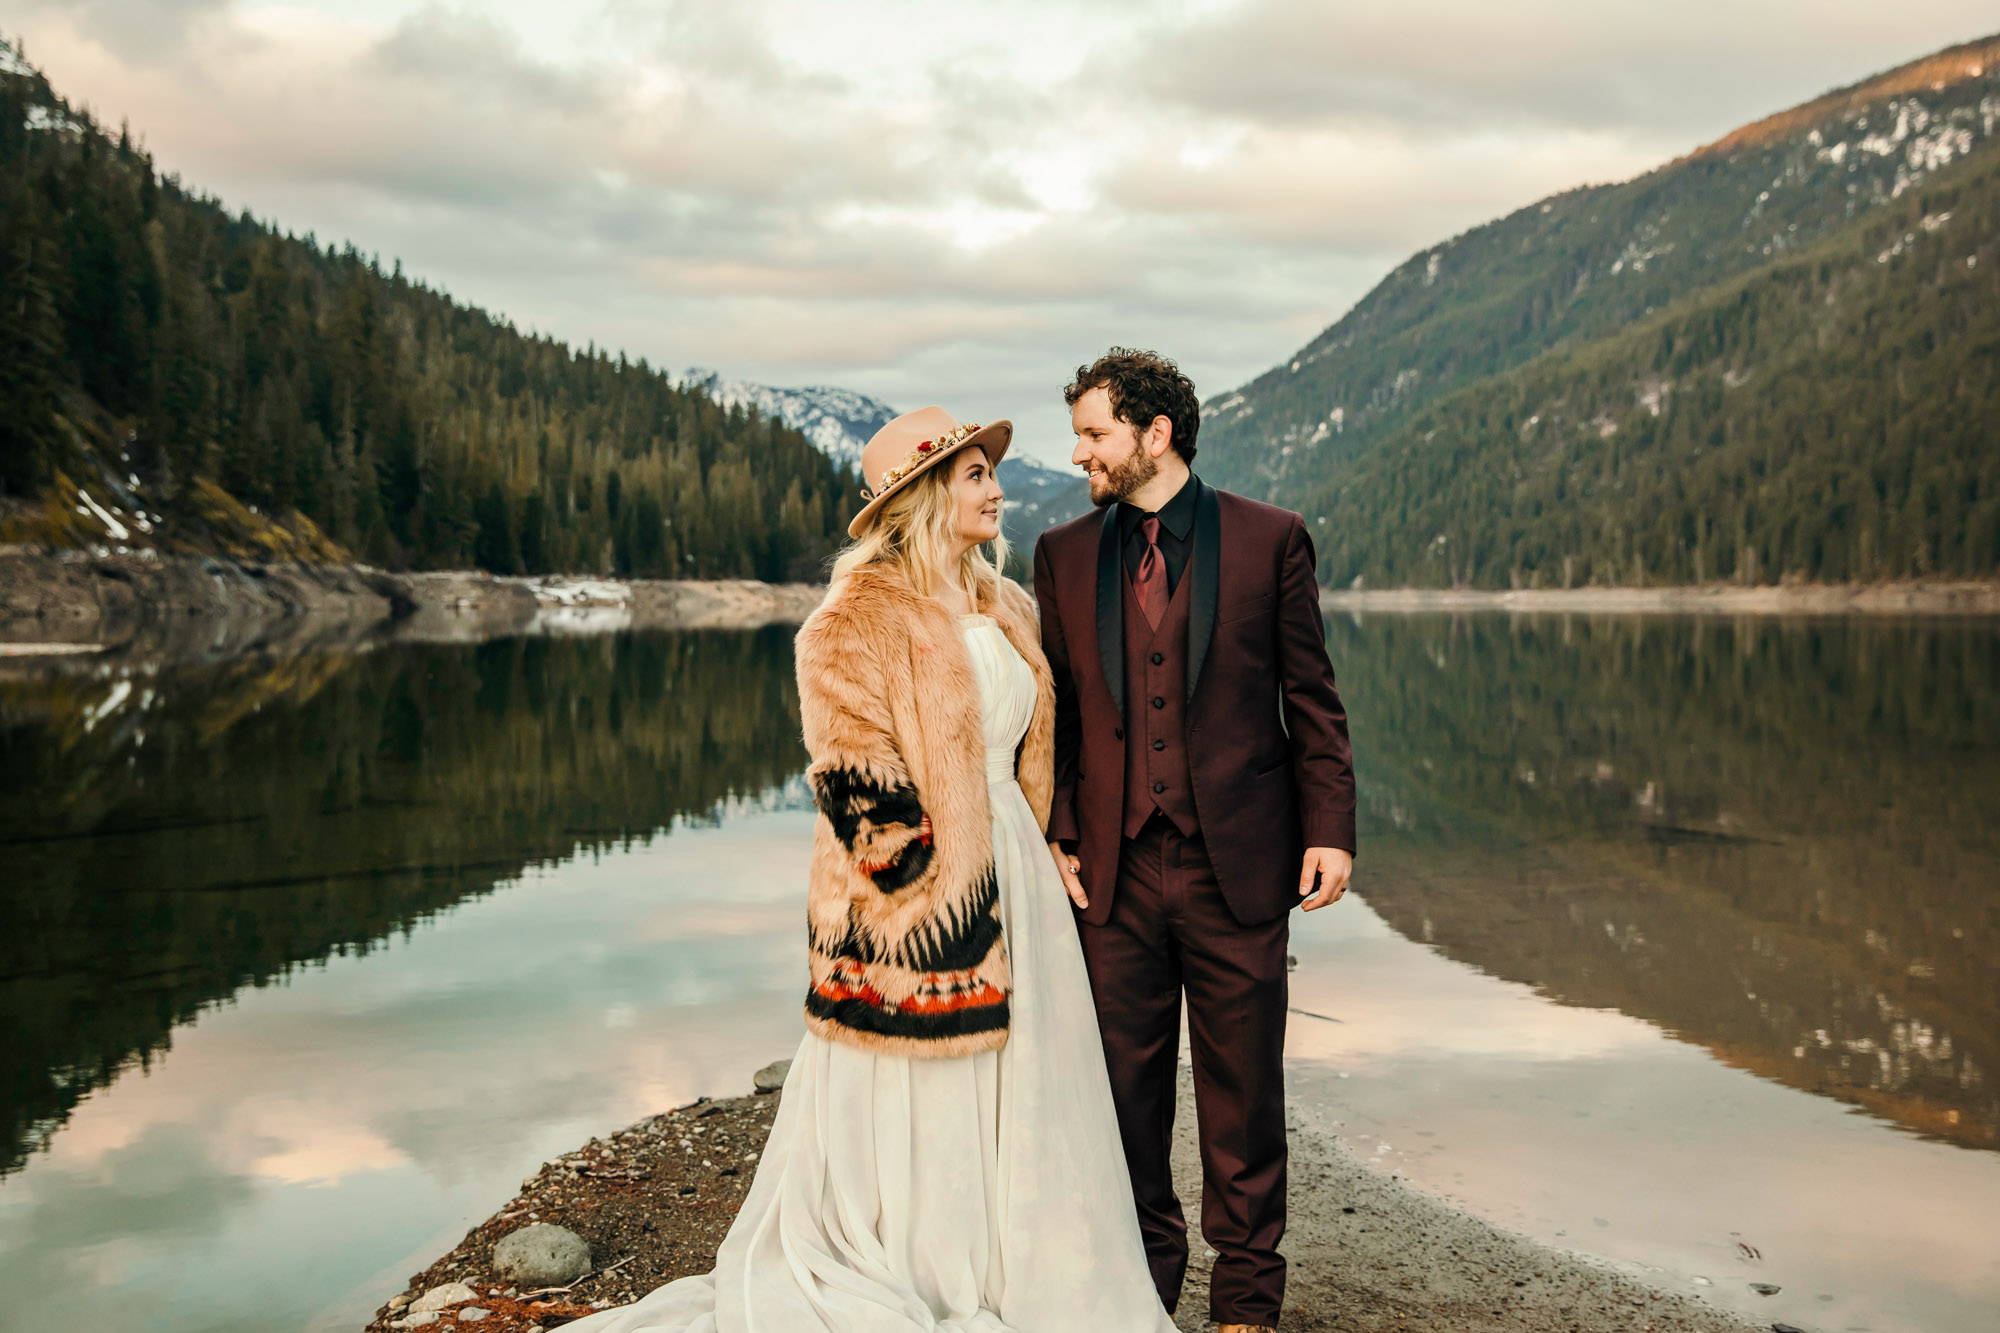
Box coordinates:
[560,613,1175,1333]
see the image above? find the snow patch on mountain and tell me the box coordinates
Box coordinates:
[679,367,1093,549]
[680,369,895,465]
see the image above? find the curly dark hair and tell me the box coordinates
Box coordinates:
[1063,348,1200,464]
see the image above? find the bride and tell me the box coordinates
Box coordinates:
[562,408,1176,1332]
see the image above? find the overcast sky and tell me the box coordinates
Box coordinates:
[10,1,1996,462]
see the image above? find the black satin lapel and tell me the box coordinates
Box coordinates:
[1186,480,1220,705]
[1095,507,1124,716]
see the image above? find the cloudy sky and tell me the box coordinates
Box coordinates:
[10,0,1996,462]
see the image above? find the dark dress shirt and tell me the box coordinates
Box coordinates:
[1117,473,1199,597]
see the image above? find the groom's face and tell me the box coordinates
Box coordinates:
[1070,387,1157,508]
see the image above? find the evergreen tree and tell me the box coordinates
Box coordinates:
[0,40,859,574]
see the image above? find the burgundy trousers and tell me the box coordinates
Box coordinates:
[1077,815,1290,1326]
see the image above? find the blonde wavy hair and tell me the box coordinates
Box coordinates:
[830,451,1009,605]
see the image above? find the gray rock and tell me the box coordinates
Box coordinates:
[396,1315,438,1329]
[387,1292,413,1311]
[409,1282,479,1313]
[753,1059,792,1093]
[459,1310,489,1322]
[493,1222,592,1286]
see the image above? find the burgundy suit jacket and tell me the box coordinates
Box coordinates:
[1032,479,1357,927]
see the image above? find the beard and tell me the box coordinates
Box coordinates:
[1088,442,1158,508]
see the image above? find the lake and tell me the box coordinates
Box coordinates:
[2,614,1996,1333]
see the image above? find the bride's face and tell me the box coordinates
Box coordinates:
[948,447,1004,549]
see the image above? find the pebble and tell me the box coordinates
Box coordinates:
[459,1309,489,1322]
[387,1293,413,1311]
[410,1282,480,1313]
[494,1222,592,1286]
[753,1059,793,1093]
[1750,1282,1782,1296]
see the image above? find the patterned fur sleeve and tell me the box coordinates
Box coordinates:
[794,597,935,892]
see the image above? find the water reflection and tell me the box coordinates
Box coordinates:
[0,631,808,1176]
[1332,614,2000,1150]
[3,612,1998,1332]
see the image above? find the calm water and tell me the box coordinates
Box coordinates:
[2,617,1997,1332]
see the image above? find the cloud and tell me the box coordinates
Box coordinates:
[12,0,231,61]
[1135,0,2000,141]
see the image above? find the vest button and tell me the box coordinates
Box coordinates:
[1151,652,1164,665]
[1152,781,1166,794]
[1152,738,1166,751]
[1152,696,1165,709]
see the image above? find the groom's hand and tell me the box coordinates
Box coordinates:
[1299,847,1352,911]
[1047,841,1088,910]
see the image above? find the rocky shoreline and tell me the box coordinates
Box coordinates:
[363,1064,1767,1333]
[7,547,1993,673]
[1321,580,2000,616]
[0,547,828,666]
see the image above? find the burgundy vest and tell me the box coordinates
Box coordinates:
[1121,566,1199,839]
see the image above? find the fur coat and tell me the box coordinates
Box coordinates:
[795,565,1055,1057]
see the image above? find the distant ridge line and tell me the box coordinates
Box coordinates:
[1690,31,2000,161]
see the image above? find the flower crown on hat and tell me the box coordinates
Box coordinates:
[858,420,987,501]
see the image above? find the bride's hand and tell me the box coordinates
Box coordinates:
[1047,841,1088,910]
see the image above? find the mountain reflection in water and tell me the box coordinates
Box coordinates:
[1,612,1995,1191]
[0,630,808,1176]
[1335,613,1999,1151]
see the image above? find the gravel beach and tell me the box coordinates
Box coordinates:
[362,1068,1766,1333]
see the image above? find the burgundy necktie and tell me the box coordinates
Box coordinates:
[1134,515,1167,630]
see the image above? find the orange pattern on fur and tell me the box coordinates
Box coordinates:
[795,566,1055,1057]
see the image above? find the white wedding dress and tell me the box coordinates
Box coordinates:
[562,614,1174,1333]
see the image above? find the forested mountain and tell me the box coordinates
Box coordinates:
[0,39,859,579]
[1201,34,2000,588]
[1307,125,1999,589]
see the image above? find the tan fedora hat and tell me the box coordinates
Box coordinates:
[848,406,1012,538]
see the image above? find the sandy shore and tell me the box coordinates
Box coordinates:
[1321,580,2000,616]
[362,1068,1764,1333]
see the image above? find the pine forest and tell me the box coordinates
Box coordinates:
[0,41,859,580]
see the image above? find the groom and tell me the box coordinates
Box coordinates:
[1032,348,1356,1332]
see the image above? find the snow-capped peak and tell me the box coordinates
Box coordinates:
[680,369,897,465]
